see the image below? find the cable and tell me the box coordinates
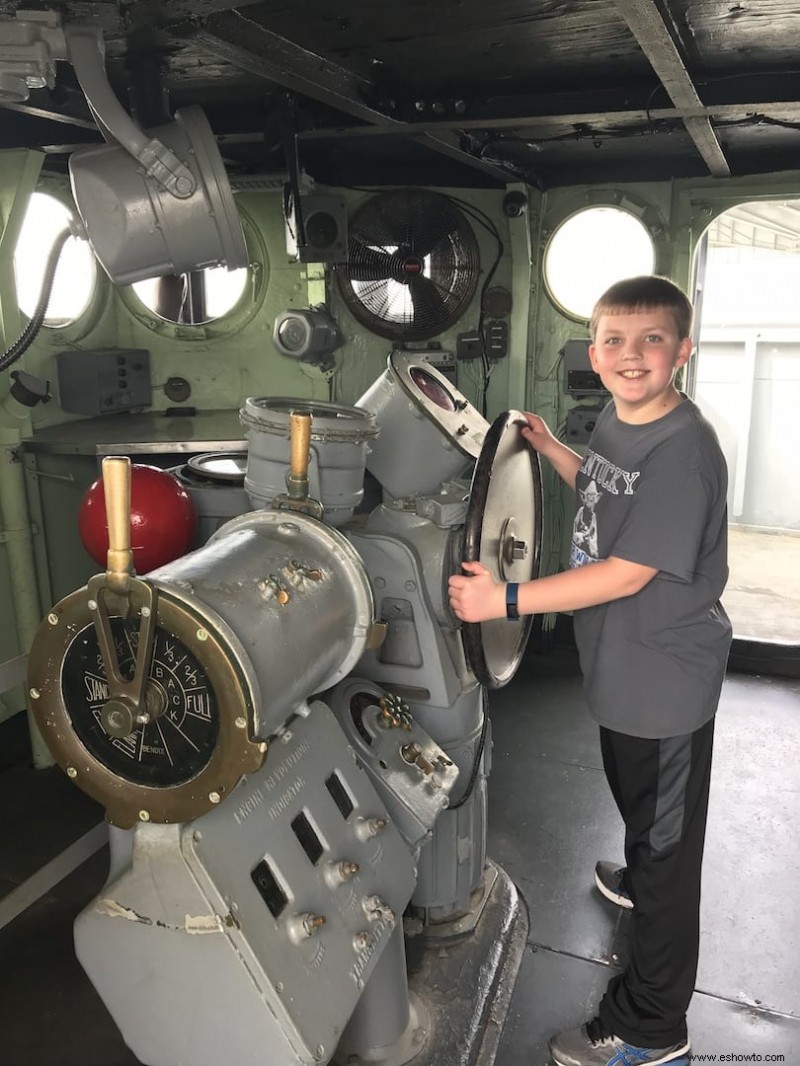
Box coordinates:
[447,711,489,811]
[1,227,71,374]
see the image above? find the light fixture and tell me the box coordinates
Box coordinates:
[0,12,248,284]
[272,306,343,369]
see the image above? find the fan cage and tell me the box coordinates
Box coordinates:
[336,190,480,342]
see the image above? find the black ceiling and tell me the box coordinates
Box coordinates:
[3,0,800,189]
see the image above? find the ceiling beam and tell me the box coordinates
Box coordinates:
[0,102,97,130]
[612,0,729,176]
[298,101,800,141]
[185,11,510,184]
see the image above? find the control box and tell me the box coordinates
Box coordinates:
[562,339,608,397]
[57,349,151,415]
[566,406,604,445]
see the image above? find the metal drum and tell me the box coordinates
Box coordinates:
[240,397,378,525]
[355,350,490,500]
[170,451,251,548]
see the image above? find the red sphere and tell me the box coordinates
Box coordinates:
[78,464,196,574]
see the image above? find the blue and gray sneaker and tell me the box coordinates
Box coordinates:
[549,1016,690,1066]
[594,860,634,910]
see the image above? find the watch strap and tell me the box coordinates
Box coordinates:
[506,582,520,621]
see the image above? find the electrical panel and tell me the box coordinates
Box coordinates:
[562,339,608,397]
[566,406,604,445]
[284,191,348,263]
[57,349,151,415]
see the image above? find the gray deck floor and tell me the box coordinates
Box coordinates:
[490,649,800,1065]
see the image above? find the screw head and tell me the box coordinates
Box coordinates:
[47,612,58,626]
[196,628,208,641]
[29,687,40,700]
[209,791,221,804]
[139,810,150,821]
[67,766,77,779]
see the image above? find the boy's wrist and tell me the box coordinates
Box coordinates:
[505,582,520,620]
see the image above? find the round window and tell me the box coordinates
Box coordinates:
[544,206,656,320]
[131,264,249,325]
[14,191,97,327]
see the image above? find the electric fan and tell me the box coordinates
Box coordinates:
[336,189,480,341]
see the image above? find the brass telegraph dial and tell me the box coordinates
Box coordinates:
[27,456,265,827]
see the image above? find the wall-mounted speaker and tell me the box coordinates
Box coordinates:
[284,191,348,263]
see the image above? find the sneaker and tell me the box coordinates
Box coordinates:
[549,1015,690,1066]
[594,860,634,910]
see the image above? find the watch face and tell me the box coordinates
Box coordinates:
[62,618,219,787]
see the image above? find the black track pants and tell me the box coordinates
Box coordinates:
[597,717,715,1049]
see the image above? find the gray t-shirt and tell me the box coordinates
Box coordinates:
[570,397,732,739]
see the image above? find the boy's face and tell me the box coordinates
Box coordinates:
[589,307,692,423]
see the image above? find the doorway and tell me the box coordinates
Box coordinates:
[692,200,800,644]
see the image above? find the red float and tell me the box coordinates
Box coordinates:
[78,464,197,574]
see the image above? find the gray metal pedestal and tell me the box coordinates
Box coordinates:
[334,860,527,1066]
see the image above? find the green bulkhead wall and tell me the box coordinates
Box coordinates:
[3,149,800,734]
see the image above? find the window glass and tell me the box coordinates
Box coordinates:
[544,206,655,320]
[14,192,97,327]
[132,265,249,325]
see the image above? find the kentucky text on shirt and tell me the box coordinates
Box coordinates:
[581,450,641,495]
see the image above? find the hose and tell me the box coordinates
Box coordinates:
[1,226,72,374]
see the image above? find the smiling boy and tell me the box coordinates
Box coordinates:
[449,276,732,1066]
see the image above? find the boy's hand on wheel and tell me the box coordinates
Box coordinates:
[520,412,557,454]
[448,561,506,622]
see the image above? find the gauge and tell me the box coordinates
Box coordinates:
[62,618,219,787]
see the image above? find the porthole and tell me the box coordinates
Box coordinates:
[13,191,97,327]
[131,264,249,325]
[544,206,656,320]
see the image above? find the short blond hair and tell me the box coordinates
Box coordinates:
[590,276,693,341]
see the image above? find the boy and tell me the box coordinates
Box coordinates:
[448,276,731,1066]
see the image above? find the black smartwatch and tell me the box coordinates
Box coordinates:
[505,582,520,621]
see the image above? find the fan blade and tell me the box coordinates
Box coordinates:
[408,197,460,259]
[407,274,449,325]
[345,241,398,282]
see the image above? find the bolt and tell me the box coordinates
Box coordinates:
[67,766,77,778]
[354,931,370,951]
[139,810,150,821]
[197,628,208,641]
[47,612,58,626]
[87,599,98,611]
[303,914,326,936]
[234,716,247,729]
[29,687,40,700]
[140,606,151,618]
[209,791,221,804]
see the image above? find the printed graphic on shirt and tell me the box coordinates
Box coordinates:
[570,480,601,568]
[570,449,641,569]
